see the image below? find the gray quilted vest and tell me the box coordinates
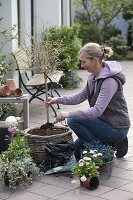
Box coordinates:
[88,72,130,129]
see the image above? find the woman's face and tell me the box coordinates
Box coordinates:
[80,52,96,73]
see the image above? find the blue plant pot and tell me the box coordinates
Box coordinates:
[0,128,11,153]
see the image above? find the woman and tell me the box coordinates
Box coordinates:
[47,42,130,159]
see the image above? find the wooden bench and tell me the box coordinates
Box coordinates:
[12,47,63,116]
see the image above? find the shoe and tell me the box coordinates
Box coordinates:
[115,137,128,158]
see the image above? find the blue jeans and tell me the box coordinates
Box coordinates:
[67,118,129,159]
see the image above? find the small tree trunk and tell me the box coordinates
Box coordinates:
[44,72,49,123]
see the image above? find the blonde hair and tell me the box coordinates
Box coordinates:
[80,42,113,61]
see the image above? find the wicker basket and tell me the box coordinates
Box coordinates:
[98,160,114,179]
[26,126,73,164]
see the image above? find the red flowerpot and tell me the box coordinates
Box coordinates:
[14,88,23,96]
[6,79,16,91]
[0,85,11,96]
[80,177,99,190]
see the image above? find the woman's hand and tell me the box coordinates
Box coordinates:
[46,97,58,106]
[55,111,69,123]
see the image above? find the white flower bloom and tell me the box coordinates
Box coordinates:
[71,180,77,184]
[83,150,87,154]
[79,159,84,163]
[80,176,87,182]
[83,157,91,161]
[6,116,17,126]
[93,154,97,157]
[97,153,102,156]
[16,117,21,122]
[89,150,95,154]
[79,162,84,167]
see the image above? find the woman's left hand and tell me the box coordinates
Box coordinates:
[55,111,69,122]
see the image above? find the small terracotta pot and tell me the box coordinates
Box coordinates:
[6,79,16,91]
[14,88,23,96]
[80,177,99,190]
[0,85,11,96]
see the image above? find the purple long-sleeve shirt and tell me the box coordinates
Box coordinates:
[57,61,122,119]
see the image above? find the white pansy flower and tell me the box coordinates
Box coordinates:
[79,162,84,167]
[82,150,87,154]
[16,117,21,122]
[80,176,87,182]
[5,116,17,126]
[83,157,91,161]
[89,150,95,154]
[79,159,84,163]
[71,180,77,184]
[93,154,97,157]
[97,153,102,156]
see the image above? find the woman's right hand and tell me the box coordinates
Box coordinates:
[46,97,58,105]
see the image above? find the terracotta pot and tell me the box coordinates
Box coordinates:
[14,88,23,96]
[6,79,16,91]
[80,177,99,190]
[0,85,11,96]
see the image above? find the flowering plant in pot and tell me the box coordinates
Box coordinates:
[71,153,100,190]
[0,116,41,188]
[83,141,115,179]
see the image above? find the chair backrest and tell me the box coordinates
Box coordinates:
[13,46,31,72]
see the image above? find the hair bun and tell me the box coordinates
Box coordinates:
[103,47,114,58]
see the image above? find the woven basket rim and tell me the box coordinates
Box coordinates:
[26,127,72,139]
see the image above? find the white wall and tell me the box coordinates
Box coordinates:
[34,0,61,33]
[0,0,18,53]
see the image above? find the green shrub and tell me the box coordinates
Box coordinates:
[42,25,82,72]
[76,23,102,45]
[59,71,82,89]
[106,35,130,60]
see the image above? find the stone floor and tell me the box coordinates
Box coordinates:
[0,61,133,200]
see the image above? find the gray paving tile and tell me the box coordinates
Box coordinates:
[114,159,133,170]
[39,174,80,189]
[77,184,114,196]
[29,185,69,198]
[6,191,48,200]
[113,168,133,181]
[0,182,14,199]
[120,182,133,192]
[99,176,132,188]
[54,189,94,200]
[99,189,133,200]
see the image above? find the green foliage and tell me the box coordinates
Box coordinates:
[74,0,132,29]
[76,23,102,45]
[0,103,16,120]
[59,71,82,89]
[42,25,82,72]
[106,35,130,59]
[72,160,99,178]
[0,117,41,188]
[74,0,133,53]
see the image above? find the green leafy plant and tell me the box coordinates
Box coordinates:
[42,25,82,72]
[0,103,17,121]
[72,141,115,183]
[72,155,99,182]
[0,116,41,188]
